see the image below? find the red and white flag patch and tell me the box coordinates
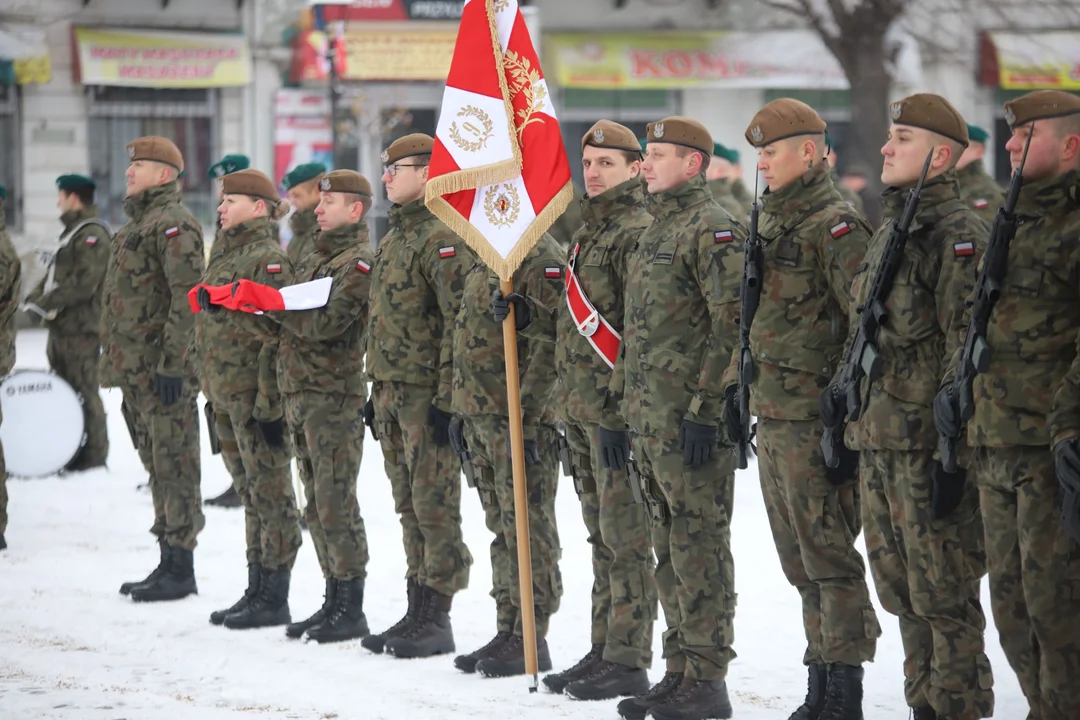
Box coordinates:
[973,199,989,209]
[439,246,456,259]
[545,267,561,279]
[267,263,282,274]
[356,259,371,274]
[165,226,180,238]
[84,236,98,246]
[830,222,851,238]
[953,241,975,257]
[714,230,733,243]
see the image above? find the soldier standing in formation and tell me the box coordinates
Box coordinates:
[602,117,743,720]
[955,124,1005,225]
[705,143,747,220]
[283,162,326,265]
[194,169,302,630]
[825,95,993,720]
[449,233,564,678]
[0,185,19,552]
[937,90,1080,720]
[544,120,658,701]
[825,147,867,217]
[24,174,111,473]
[362,133,474,659]
[104,136,205,603]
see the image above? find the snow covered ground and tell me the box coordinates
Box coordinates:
[1,328,1027,719]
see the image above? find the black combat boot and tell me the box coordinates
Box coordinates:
[130,547,198,602]
[361,578,420,654]
[789,663,829,719]
[911,707,937,720]
[204,485,241,508]
[475,633,553,678]
[305,578,369,644]
[224,567,292,629]
[119,539,167,595]
[817,664,863,720]
[210,563,262,625]
[453,631,513,673]
[648,678,733,720]
[566,660,651,701]
[542,643,604,693]
[286,577,335,639]
[385,586,455,659]
[617,671,684,720]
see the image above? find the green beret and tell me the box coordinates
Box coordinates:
[207,154,250,179]
[0,186,6,201]
[712,142,727,159]
[56,174,96,192]
[282,162,327,191]
[965,124,989,145]
[638,137,648,154]
[719,146,740,165]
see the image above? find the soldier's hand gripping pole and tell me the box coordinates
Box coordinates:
[735,171,763,469]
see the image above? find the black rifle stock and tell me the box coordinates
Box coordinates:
[821,150,935,468]
[938,125,1033,472]
[735,174,762,469]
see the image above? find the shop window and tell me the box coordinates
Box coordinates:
[0,83,21,230]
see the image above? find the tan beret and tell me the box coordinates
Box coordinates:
[745,98,827,148]
[1004,90,1080,128]
[646,116,713,156]
[382,133,434,166]
[888,93,969,147]
[220,169,279,203]
[581,120,642,156]
[126,136,184,172]
[318,170,373,196]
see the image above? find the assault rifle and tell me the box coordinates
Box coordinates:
[937,125,1034,472]
[821,150,935,468]
[735,172,762,469]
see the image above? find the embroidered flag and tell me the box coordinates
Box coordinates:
[356,259,371,274]
[973,199,989,209]
[545,266,560,278]
[953,241,974,257]
[84,236,98,246]
[165,226,180,238]
[714,230,733,243]
[267,263,282,273]
[439,246,456,259]
[830,221,851,238]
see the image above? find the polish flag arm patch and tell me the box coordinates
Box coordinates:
[714,230,733,243]
[356,259,371,274]
[84,236,98,246]
[439,246,456,259]
[830,221,851,238]
[267,263,282,274]
[973,199,989,209]
[164,226,180,238]
[953,241,975,257]
[545,267,561,279]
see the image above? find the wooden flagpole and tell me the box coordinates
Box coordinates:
[499,277,539,692]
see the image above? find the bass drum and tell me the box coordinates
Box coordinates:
[0,369,86,478]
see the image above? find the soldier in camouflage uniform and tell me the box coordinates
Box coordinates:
[705,143,746,221]
[955,124,1004,225]
[450,235,564,679]
[0,185,20,552]
[23,174,110,472]
[937,90,1080,720]
[825,147,867,218]
[193,169,303,630]
[826,96,992,720]
[600,117,744,720]
[361,134,474,660]
[724,100,880,720]
[548,182,584,252]
[283,163,326,266]
[102,137,205,604]
[729,152,754,216]
[543,120,657,702]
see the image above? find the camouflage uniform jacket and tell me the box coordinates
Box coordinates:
[0,201,20,376]
[27,206,109,337]
[732,178,754,216]
[721,164,868,421]
[957,159,1005,226]
[555,178,650,428]
[605,174,744,439]
[957,171,1080,449]
[286,208,319,265]
[847,171,983,452]
[274,221,372,397]
[708,178,748,221]
[366,199,474,410]
[548,183,584,251]
[99,182,204,387]
[831,168,867,218]
[194,216,288,422]
[451,234,564,436]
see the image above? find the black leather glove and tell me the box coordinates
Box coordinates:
[258,417,286,448]
[930,461,966,520]
[427,404,452,447]
[933,386,961,439]
[1054,439,1080,544]
[196,286,219,314]
[825,445,860,486]
[154,373,183,406]
[678,419,718,468]
[598,426,629,471]
[819,385,843,429]
[449,416,467,455]
[505,434,541,467]
[492,289,530,330]
[363,398,378,441]
[722,385,739,445]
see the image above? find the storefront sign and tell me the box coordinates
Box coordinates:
[988,31,1080,90]
[291,28,455,82]
[0,24,51,84]
[306,0,464,22]
[73,27,251,88]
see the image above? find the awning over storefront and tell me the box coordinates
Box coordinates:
[73,27,252,88]
[290,26,456,83]
[980,31,1080,90]
[0,23,51,84]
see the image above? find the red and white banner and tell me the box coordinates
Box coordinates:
[188,277,332,315]
[425,0,572,280]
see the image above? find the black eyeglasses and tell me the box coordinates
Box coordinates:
[383,164,425,177]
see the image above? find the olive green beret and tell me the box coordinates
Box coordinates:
[318,170,373,196]
[127,135,184,172]
[1004,90,1080,128]
[382,133,434,165]
[282,162,327,191]
[220,169,280,203]
[208,154,250,179]
[646,116,713,156]
[745,98,827,148]
[581,120,642,157]
[889,93,969,147]
[56,174,96,192]
[965,124,990,145]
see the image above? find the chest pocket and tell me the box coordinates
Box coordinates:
[582,245,611,267]
[774,239,802,268]
[1007,267,1043,298]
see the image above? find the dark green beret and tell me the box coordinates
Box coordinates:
[282,162,327,191]
[638,137,648,154]
[56,174,96,192]
[207,154,250,179]
[718,146,740,165]
[966,124,989,145]
[0,186,6,201]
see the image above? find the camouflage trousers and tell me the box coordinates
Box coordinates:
[565,419,657,669]
[630,433,736,682]
[213,394,302,570]
[861,448,993,719]
[122,379,204,551]
[373,380,472,596]
[285,391,367,581]
[464,416,562,637]
[971,446,1080,720]
[757,417,880,667]
[47,332,108,467]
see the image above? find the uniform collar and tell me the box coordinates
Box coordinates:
[289,206,319,234]
[760,162,834,218]
[956,158,987,183]
[880,170,963,231]
[1015,170,1080,218]
[581,178,644,229]
[316,220,368,254]
[60,205,98,231]
[645,174,710,221]
[389,197,432,232]
[217,216,272,252]
[123,182,181,221]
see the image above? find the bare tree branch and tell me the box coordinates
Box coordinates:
[796,0,844,54]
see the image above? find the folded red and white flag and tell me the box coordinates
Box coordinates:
[188,277,333,315]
